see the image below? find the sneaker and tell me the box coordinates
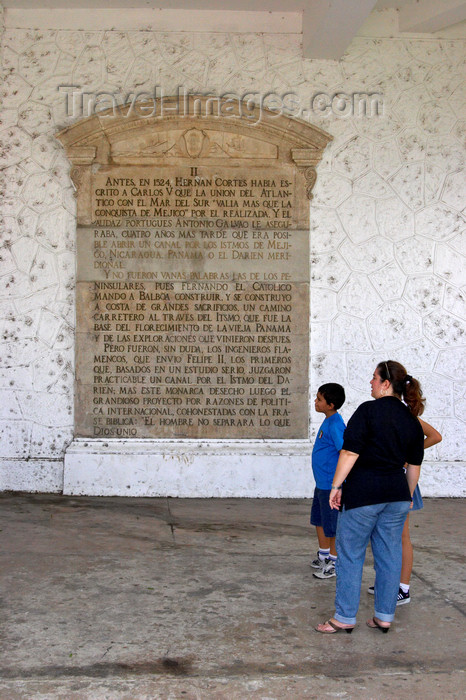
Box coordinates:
[367,585,410,605]
[313,560,336,579]
[396,587,411,606]
[310,553,327,569]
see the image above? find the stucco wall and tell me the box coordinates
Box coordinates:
[0,18,464,495]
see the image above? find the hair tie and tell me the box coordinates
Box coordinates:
[405,374,412,384]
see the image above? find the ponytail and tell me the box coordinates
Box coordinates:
[377,360,425,417]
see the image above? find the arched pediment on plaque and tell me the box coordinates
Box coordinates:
[57,97,331,224]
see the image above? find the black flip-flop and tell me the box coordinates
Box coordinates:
[366,617,390,633]
[315,619,355,634]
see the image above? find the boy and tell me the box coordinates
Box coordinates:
[310,383,346,579]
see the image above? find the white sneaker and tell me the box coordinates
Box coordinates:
[313,560,336,579]
[310,553,327,569]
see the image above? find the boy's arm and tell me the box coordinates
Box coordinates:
[418,418,442,450]
[329,417,345,452]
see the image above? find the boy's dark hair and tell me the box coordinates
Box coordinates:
[318,383,345,410]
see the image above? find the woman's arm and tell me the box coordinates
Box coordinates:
[405,463,421,496]
[418,418,442,450]
[329,449,359,510]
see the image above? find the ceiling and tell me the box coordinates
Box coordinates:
[3,0,466,59]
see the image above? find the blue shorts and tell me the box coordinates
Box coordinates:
[310,487,339,538]
[411,484,423,511]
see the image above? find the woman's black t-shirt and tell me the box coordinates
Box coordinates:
[341,396,424,510]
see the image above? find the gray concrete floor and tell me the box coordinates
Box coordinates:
[0,494,464,700]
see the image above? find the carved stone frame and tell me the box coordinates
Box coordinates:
[57,98,333,495]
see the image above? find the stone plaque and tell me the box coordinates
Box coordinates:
[57,99,331,439]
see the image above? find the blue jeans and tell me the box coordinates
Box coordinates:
[334,501,411,625]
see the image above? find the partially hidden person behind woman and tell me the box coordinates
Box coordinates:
[367,417,442,605]
[315,360,425,635]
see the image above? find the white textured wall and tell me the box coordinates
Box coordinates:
[0,19,464,494]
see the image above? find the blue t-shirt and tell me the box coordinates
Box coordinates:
[312,412,346,490]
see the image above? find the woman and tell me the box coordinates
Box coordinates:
[315,360,425,634]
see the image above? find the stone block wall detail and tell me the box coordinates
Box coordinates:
[0,26,464,494]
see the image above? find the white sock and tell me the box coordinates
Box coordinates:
[318,548,330,560]
[400,583,410,593]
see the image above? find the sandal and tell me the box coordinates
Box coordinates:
[366,617,390,633]
[315,619,355,634]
